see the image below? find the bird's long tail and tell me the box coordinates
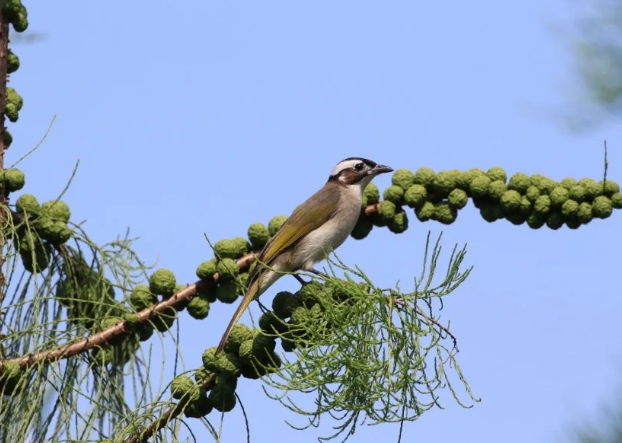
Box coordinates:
[215,277,262,354]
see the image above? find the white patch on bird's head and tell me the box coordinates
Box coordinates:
[327,157,392,191]
[329,158,377,178]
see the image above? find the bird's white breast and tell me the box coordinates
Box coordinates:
[294,184,363,270]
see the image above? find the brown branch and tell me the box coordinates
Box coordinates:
[124,374,217,443]
[0,0,10,308]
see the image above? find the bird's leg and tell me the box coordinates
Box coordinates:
[293,274,308,287]
[308,268,329,278]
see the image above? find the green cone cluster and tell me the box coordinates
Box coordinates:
[189,215,289,318]
[13,194,73,273]
[350,167,621,237]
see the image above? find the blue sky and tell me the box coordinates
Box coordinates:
[13,1,622,442]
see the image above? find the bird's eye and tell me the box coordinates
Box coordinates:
[355,162,364,171]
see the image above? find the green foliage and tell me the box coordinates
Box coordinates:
[259,233,477,442]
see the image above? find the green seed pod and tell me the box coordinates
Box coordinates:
[362,183,380,207]
[383,185,404,205]
[430,171,457,196]
[579,178,601,200]
[215,281,239,304]
[208,382,237,412]
[129,285,157,311]
[3,129,12,148]
[560,177,577,190]
[391,169,415,190]
[486,167,507,183]
[507,172,531,194]
[549,186,569,207]
[231,237,250,256]
[464,168,485,183]
[479,203,503,223]
[592,196,613,219]
[202,347,241,378]
[137,323,154,342]
[184,394,214,418]
[561,199,579,219]
[36,217,71,245]
[214,238,247,259]
[378,200,396,222]
[526,213,546,229]
[546,212,564,230]
[252,332,277,359]
[20,242,51,274]
[196,260,217,280]
[152,307,177,332]
[170,375,200,401]
[40,200,71,222]
[488,181,507,202]
[531,174,556,194]
[4,102,18,122]
[577,202,593,224]
[194,366,213,383]
[15,193,40,216]
[453,170,471,191]
[7,50,19,74]
[469,176,491,199]
[568,185,585,202]
[216,258,239,283]
[350,215,373,240]
[505,213,526,226]
[533,195,551,216]
[123,312,139,325]
[525,186,540,203]
[149,268,176,297]
[433,202,457,225]
[187,293,210,319]
[11,6,28,33]
[224,323,254,353]
[272,291,301,319]
[415,201,435,222]
[6,88,23,111]
[403,184,427,208]
[268,215,288,236]
[412,167,436,186]
[447,188,468,210]
[2,168,25,192]
[500,190,521,213]
[298,281,323,309]
[247,222,270,249]
[565,219,581,230]
[611,193,622,209]
[259,311,288,335]
[599,180,620,197]
[519,196,532,216]
[387,211,408,233]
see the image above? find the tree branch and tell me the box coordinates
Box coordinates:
[0,0,11,307]
[0,205,382,372]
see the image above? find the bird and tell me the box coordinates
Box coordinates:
[215,157,393,354]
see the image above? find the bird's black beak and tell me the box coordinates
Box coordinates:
[369,164,393,175]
